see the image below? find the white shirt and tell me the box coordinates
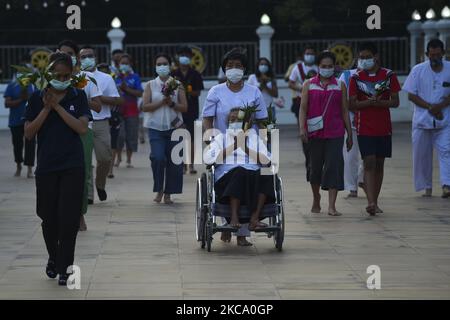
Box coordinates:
[339,68,358,129]
[79,71,103,129]
[203,131,270,182]
[289,62,319,97]
[89,69,120,120]
[143,76,183,131]
[403,60,450,129]
[247,74,274,108]
[201,83,268,134]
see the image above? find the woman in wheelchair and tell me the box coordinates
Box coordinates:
[204,108,275,238]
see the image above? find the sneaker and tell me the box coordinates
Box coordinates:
[97,188,107,201]
[58,273,70,286]
[442,185,450,198]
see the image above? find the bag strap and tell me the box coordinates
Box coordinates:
[321,91,334,117]
[298,63,306,82]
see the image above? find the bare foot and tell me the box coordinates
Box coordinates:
[79,215,87,231]
[375,206,383,214]
[14,164,22,177]
[366,204,377,216]
[230,216,241,228]
[311,195,321,213]
[153,192,163,203]
[114,159,121,167]
[221,231,231,243]
[328,210,342,216]
[164,194,174,204]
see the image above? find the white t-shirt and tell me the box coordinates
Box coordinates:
[403,60,450,129]
[89,69,120,120]
[201,82,268,134]
[143,76,183,131]
[289,62,318,97]
[79,71,102,100]
[338,68,358,129]
[203,131,270,182]
[247,74,274,109]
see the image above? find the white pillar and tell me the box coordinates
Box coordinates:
[436,19,450,48]
[107,28,126,52]
[407,21,423,67]
[422,20,438,50]
[256,25,275,61]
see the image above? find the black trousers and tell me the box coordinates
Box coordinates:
[36,167,84,274]
[302,142,310,182]
[10,125,35,166]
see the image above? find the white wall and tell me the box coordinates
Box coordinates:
[0,76,412,130]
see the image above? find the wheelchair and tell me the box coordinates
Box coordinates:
[195,164,285,252]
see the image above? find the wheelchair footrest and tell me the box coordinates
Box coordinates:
[252,226,280,233]
[214,225,239,233]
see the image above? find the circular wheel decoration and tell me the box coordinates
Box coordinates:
[31,48,52,72]
[329,44,353,70]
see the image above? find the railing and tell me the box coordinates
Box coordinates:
[272,37,410,76]
[0,44,110,82]
[125,42,258,80]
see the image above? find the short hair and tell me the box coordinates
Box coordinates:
[221,47,248,73]
[358,42,378,55]
[112,49,124,56]
[154,52,172,66]
[426,39,445,53]
[317,50,336,65]
[303,46,315,54]
[119,53,133,64]
[80,44,96,53]
[177,46,193,56]
[48,52,73,71]
[57,40,79,54]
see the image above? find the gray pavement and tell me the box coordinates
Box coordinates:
[0,123,449,300]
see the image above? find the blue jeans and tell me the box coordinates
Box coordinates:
[148,128,183,194]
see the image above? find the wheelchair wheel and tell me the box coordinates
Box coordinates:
[205,221,213,252]
[274,176,285,251]
[196,174,208,248]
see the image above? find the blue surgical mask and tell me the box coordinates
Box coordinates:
[156,65,170,77]
[50,79,71,91]
[358,58,375,70]
[304,54,315,65]
[81,57,96,70]
[258,64,269,74]
[119,64,132,74]
[178,56,191,66]
[319,68,334,78]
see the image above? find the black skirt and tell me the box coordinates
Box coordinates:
[215,167,275,222]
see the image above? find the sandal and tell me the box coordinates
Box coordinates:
[164,194,174,204]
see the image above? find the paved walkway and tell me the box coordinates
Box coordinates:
[0,124,449,300]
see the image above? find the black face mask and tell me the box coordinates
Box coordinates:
[430,57,443,68]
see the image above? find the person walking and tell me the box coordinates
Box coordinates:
[79,45,124,203]
[299,51,353,216]
[24,52,91,285]
[141,53,188,204]
[4,63,36,178]
[403,39,450,198]
[348,42,401,215]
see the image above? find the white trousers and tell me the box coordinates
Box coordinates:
[343,129,364,191]
[412,126,450,191]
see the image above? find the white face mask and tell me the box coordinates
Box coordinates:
[156,65,170,77]
[80,57,96,70]
[258,64,269,74]
[358,58,375,70]
[319,68,334,78]
[225,68,244,84]
[304,54,315,65]
[227,121,243,136]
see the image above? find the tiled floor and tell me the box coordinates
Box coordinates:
[0,124,449,299]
